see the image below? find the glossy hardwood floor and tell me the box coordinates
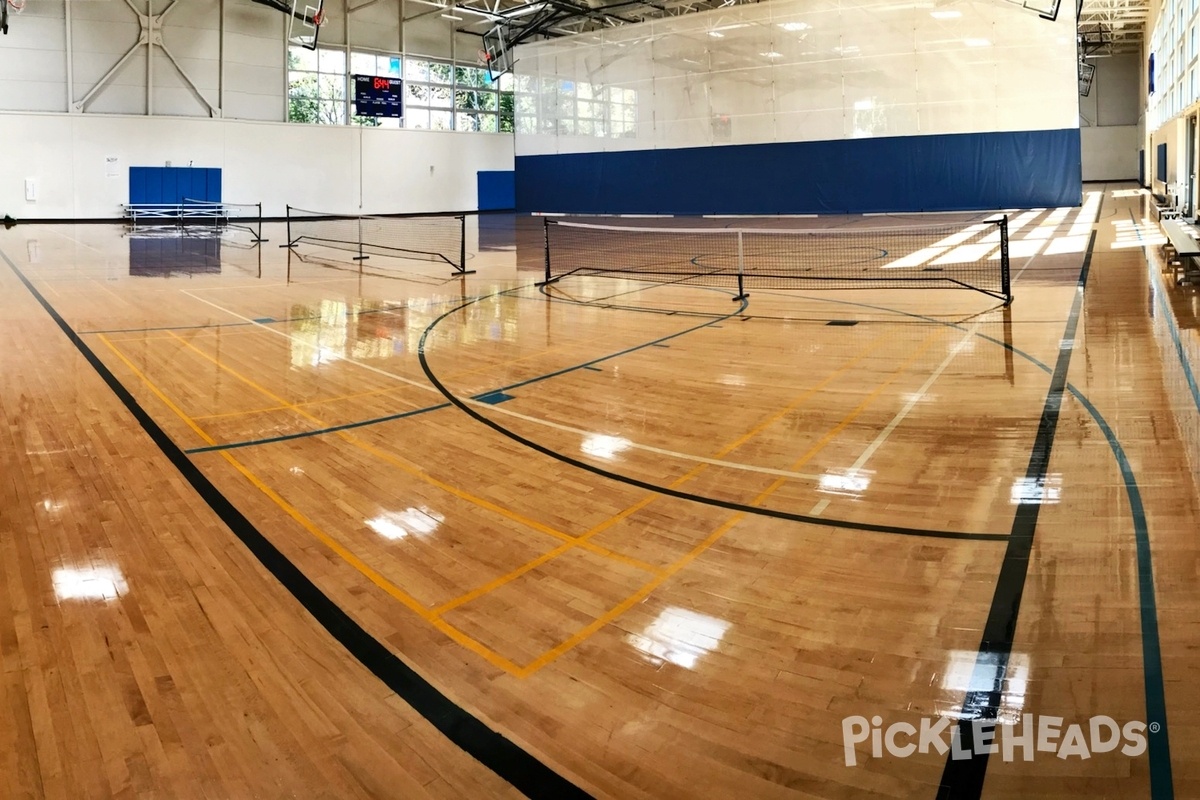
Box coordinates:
[1,185,1197,798]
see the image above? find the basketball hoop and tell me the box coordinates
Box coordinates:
[481,25,511,79]
[7,0,26,9]
[287,0,326,50]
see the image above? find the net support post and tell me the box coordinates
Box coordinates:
[353,216,368,262]
[535,218,558,286]
[453,214,476,276]
[280,204,295,248]
[252,202,267,243]
[733,230,748,301]
[999,214,1012,305]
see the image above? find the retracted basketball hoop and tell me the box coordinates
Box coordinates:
[2,0,25,35]
[287,0,326,51]
[479,26,513,81]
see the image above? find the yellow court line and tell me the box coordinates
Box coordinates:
[516,325,951,676]
[191,382,416,421]
[192,325,608,421]
[164,331,663,575]
[191,311,600,420]
[97,333,526,675]
[433,328,897,615]
[100,328,265,344]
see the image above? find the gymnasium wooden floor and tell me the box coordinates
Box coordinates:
[1,183,1198,799]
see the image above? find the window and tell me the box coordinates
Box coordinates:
[288,47,513,133]
[402,59,510,132]
[288,46,347,125]
[513,75,637,138]
[404,58,453,130]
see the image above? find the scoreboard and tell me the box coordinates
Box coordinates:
[353,74,404,118]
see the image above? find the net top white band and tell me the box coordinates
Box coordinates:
[288,206,467,221]
[180,198,261,209]
[548,219,1004,237]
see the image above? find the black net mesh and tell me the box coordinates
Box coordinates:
[287,207,466,271]
[543,219,1011,301]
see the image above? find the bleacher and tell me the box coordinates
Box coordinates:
[123,166,263,241]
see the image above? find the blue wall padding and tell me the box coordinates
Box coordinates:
[129,167,223,205]
[515,128,1082,214]
[477,170,516,210]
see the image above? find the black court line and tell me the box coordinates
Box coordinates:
[547,250,1173,795]
[186,401,453,454]
[420,291,1008,543]
[1,249,592,800]
[936,229,1098,798]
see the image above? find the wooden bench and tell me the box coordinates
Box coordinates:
[1160,219,1200,285]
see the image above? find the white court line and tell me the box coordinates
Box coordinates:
[179,289,823,482]
[809,204,1081,516]
[41,225,112,256]
[862,209,1010,217]
[809,318,985,516]
[533,212,675,218]
[185,278,350,291]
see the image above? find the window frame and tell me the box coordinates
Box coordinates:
[288,45,514,134]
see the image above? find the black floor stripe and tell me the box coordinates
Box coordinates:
[1,250,591,800]
[935,229,1098,799]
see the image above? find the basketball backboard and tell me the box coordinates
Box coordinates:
[481,25,513,81]
[1078,61,1096,96]
[288,0,326,50]
[1002,0,1062,20]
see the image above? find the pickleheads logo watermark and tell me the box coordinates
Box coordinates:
[842,715,1156,767]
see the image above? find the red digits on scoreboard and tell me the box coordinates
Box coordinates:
[374,78,389,90]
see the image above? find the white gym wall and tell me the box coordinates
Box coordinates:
[515,0,1077,155]
[0,0,513,218]
[513,0,1081,213]
[1079,54,1140,181]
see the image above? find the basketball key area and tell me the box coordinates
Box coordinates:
[4,185,1197,797]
